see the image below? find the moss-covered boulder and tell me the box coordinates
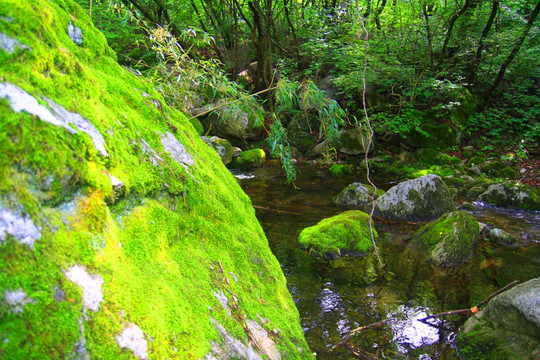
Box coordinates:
[406,123,462,148]
[229,148,266,170]
[332,182,385,210]
[298,210,377,259]
[0,1,310,359]
[457,277,540,359]
[411,211,480,267]
[201,135,233,165]
[479,182,540,210]
[374,174,457,222]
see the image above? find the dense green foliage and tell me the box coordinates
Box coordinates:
[76,0,539,183]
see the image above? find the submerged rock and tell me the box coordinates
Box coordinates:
[374,174,456,222]
[457,277,540,359]
[332,182,384,210]
[298,210,377,259]
[489,228,523,246]
[411,211,480,267]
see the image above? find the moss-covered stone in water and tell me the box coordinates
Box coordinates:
[298,210,376,259]
[229,148,266,170]
[411,211,479,267]
[455,325,512,360]
[329,164,350,178]
[0,1,310,358]
[479,182,540,210]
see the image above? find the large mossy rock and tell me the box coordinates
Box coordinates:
[479,182,540,210]
[411,211,480,267]
[457,277,540,359]
[298,210,377,259]
[0,1,310,359]
[332,182,385,210]
[374,174,456,222]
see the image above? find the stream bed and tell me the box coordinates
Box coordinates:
[235,161,540,360]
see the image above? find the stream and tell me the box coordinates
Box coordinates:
[234,161,540,360]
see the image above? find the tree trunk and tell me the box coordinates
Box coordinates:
[439,0,474,62]
[467,0,498,86]
[485,0,540,99]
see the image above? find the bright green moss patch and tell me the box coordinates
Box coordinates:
[229,148,266,169]
[298,210,377,259]
[0,0,311,358]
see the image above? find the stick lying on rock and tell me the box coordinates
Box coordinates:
[329,280,520,356]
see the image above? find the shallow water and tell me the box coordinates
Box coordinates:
[235,161,540,360]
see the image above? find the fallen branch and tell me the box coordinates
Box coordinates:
[330,280,521,355]
[252,205,301,215]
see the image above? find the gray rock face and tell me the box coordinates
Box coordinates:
[0,32,32,53]
[115,324,149,360]
[160,131,196,180]
[0,82,108,156]
[332,182,383,209]
[201,136,233,165]
[411,211,480,267]
[68,22,83,45]
[458,277,540,359]
[64,265,104,312]
[205,318,264,360]
[374,174,456,222]
[3,288,36,314]
[0,205,41,249]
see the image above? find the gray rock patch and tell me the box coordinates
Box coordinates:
[0,82,108,156]
[64,265,104,312]
[160,131,196,180]
[68,22,83,45]
[246,319,281,360]
[205,318,263,360]
[140,138,163,167]
[116,323,148,360]
[0,33,32,53]
[213,290,231,316]
[2,288,36,314]
[0,205,41,249]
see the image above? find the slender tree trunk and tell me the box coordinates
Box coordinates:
[467,0,498,86]
[439,0,472,62]
[423,4,434,69]
[485,0,540,98]
[284,0,300,55]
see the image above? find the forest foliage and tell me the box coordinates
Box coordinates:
[79,0,539,180]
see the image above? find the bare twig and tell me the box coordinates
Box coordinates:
[330,280,521,355]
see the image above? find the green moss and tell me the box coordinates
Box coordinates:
[411,211,479,267]
[469,156,486,166]
[329,164,350,178]
[298,210,376,259]
[229,148,266,170]
[456,326,512,360]
[0,0,311,358]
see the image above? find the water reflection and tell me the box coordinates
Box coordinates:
[236,162,540,359]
